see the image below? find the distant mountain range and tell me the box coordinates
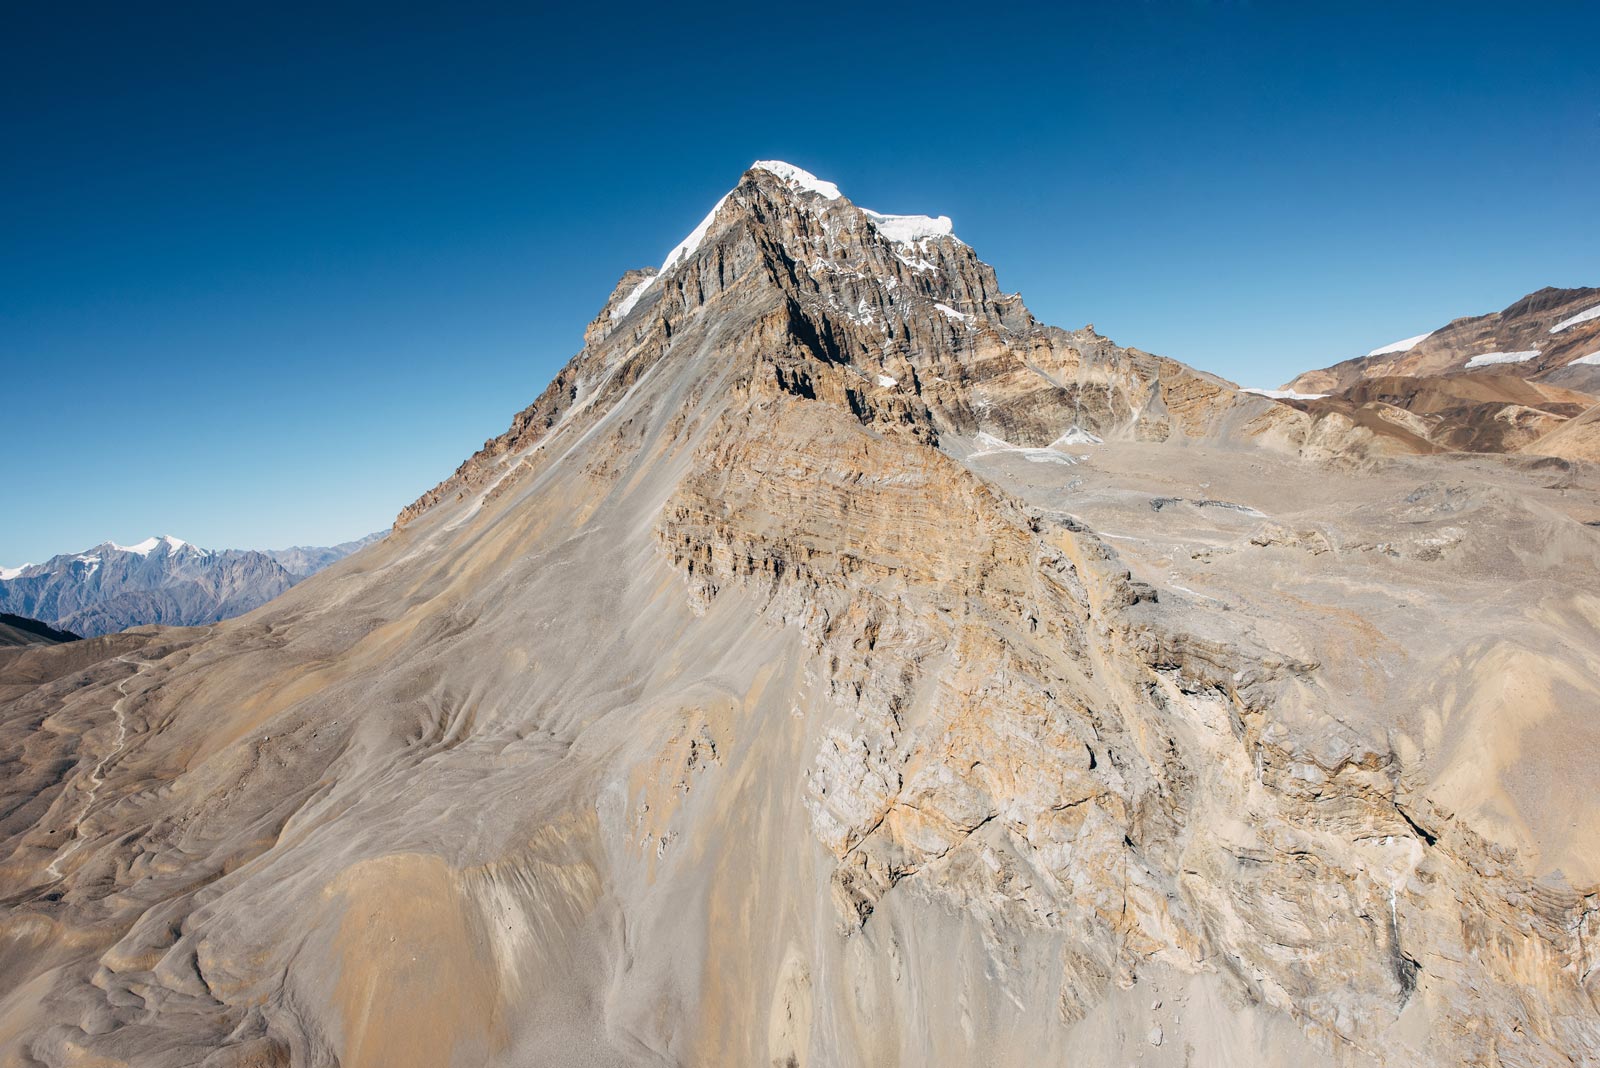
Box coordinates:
[0,531,385,637]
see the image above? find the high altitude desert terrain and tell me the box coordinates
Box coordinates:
[2,162,1597,1067]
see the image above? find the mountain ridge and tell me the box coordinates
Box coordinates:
[397,161,1389,531]
[0,531,387,636]
[1285,285,1600,395]
[0,613,80,648]
[1260,286,1600,460]
[2,161,1597,1067]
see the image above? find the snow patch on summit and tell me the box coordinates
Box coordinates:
[752,161,842,200]
[111,536,162,555]
[863,209,958,245]
[1367,332,1433,358]
[109,535,190,556]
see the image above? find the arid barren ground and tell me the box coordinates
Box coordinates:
[2,163,1598,1067]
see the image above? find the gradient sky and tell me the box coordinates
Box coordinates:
[4,2,1597,565]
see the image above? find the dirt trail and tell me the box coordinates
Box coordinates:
[42,654,149,881]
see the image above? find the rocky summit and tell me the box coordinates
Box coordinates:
[1,162,1598,1067]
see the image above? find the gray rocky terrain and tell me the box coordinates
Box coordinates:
[0,162,1596,1067]
[0,533,385,637]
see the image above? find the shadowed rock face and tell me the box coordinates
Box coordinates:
[0,614,79,648]
[2,163,1598,1067]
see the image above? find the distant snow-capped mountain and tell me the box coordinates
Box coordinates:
[0,531,386,637]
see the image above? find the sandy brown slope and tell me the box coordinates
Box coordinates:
[2,163,1598,1068]
[1523,402,1600,463]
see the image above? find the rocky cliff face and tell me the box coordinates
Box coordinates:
[0,533,385,637]
[2,163,1597,1068]
[394,161,1358,534]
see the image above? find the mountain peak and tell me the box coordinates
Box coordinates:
[0,532,383,635]
[610,160,845,321]
[108,534,190,556]
[606,160,967,325]
[747,160,960,246]
[749,159,842,200]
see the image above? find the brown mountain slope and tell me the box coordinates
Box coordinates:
[2,163,1598,1067]
[1523,402,1600,462]
[1277,372,1599,454]
[1286,286,1600,395]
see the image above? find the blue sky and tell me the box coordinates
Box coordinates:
[3,2,1596,564]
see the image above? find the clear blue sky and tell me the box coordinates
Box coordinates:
[4,2,1596,565]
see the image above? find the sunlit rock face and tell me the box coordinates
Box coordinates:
[2,162,1598,1068]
